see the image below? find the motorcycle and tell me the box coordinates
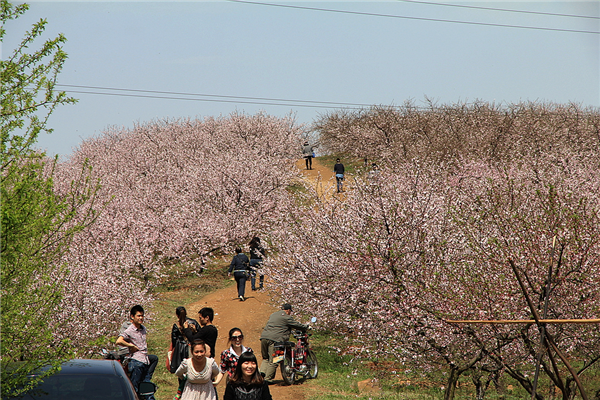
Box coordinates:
[100,347,130,373]
[272,317,318,385]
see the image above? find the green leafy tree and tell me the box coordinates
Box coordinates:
[1,1,97,396]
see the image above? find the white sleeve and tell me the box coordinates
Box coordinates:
[175,358,189,377]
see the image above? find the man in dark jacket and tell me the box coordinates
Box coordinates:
[259,303,308,383]
[228,247,251,301]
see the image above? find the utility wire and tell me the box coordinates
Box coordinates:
[56,84,374,108]
[395,0,600,20]
[56,84,434,111]
[59,88,367,110]
[225,0,600,35]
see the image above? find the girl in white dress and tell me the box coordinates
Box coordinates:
[176,339,224,400]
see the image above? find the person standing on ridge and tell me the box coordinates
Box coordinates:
[302,141,315,170]
[334,158,345,193]
[259,304,308,384]
[228,248,251,301]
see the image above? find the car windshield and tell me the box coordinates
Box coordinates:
[7,374,136,400]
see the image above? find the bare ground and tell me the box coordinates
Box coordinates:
[185,283,308,400]
[178,158,334,400]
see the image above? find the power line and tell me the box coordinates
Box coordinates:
[395,0,600,20]
[56,84,374,108]
[58,87,367,110]
[225,0,600,35]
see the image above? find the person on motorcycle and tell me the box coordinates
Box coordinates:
[259,304,308,383]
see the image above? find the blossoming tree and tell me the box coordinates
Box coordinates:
[51,112,303,350]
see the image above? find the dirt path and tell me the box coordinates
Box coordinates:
[185,285,308,400]
[179,158,332,400]
[295,157,340,199]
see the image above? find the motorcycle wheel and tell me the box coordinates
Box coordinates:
[306,350,318,379]
[280,352,296,385]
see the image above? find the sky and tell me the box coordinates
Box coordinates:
[2,0,599,158]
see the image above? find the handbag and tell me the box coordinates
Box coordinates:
[170,340,188,373]
[166,342,173,370]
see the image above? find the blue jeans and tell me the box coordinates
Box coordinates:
[250,259,264,290]
[336,174,344,192]
[128,356,157,400]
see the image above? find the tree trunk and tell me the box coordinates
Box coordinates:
[472,371,493,400]
[444,367,461,400]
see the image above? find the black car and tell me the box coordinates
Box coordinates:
[6,359,156,400]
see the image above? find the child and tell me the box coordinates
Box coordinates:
[175,339,223,400]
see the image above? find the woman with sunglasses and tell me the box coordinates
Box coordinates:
[220,328,253,380]
[224,352,272,400]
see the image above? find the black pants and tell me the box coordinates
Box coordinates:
[305,156,312,169]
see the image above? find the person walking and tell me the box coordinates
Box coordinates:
[228,247,251,301]
[301,141,315,170]
[220,328,253,381]
[334,158,345,193]
[259,304,308,383]
[224,352,272,400]
[248,237,265,291]
[116,305,158,400]
[175,339,224,400]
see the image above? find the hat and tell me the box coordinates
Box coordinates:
[281,303,292,311]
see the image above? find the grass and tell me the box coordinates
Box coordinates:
[317,154,366,176]
[304,334,446,400]
[142,258,414,400]
[145,256,232,400]
[304,333,600,400]
[142,257,600,400]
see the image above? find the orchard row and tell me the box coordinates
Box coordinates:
[47,103,600,399]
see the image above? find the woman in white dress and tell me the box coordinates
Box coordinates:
[176,339,224,400]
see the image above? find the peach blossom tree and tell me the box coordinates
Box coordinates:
[50,112,304,352]
[267,159,600,400]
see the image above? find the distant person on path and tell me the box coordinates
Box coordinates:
[302,141,315,170]
[259,303,309,383]
[368,162,380,179]
[248,237,265,291]
[334,158,345,193]
[175,339,223,400]
[224,352,272,400]
[116,305,158,400]
[220,327,253,381]
[228,247,251,301]
[171,307,201,382]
